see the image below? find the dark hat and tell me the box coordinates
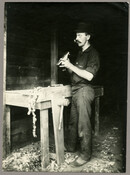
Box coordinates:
[75,22,93,35]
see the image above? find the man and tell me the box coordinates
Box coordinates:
[57,22,100,167]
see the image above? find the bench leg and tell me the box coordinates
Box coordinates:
[3,105,11,158]
[95,97,100,136]
[40,109,49,169]
[51,99,64,165]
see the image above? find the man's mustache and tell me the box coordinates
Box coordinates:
[74,39,81,44]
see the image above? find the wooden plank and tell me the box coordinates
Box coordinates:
[37,85,72,101]
[37,101,52,110]
[3,10,7,158]
[3,105,11,157]
[51,28,58,85]
[40,109,49,169]
[5,85,72,109]
[94,97,100,136]
[51,97,64,164]
[5,92,52,110]
[3,21,7,96]
[5,93,29,108]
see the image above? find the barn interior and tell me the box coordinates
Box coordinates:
[3,2,128,172]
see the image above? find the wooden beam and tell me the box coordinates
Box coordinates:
[3,7,8,158]
[3,106,11,157]
[51,27,58,85]
[40,109,49,168]
[51,96,64,164]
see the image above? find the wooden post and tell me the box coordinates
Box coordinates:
[3,6,8,158]
[3,5,7,93]
[3,106,11,157]
[51,98,64,164]
[40,109,49,169]
[51,27,58,85]
[94,97,100,136]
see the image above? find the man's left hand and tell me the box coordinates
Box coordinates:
[58,59,72,69]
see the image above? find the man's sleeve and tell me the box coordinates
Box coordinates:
[86,50,100,77]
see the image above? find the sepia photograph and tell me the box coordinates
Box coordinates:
[1,1,129,173]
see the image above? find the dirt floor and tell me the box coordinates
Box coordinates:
[2,108,126,172]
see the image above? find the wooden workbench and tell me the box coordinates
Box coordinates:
[4,85,103,169]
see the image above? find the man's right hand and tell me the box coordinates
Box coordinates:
[57,52,70,66]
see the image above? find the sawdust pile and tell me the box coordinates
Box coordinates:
[2,120,125,172]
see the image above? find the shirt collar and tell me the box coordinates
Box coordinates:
[83,45,92,52]
[79,45,92,55]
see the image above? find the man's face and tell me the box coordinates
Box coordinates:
[75,33,89,47]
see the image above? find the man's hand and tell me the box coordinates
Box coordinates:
[57,52,93,81]
[58,58,72,69]
[57,52,70,67]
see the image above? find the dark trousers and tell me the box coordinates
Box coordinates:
[68,85,95,161]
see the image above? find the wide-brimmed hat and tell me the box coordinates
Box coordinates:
[75,22,93,35]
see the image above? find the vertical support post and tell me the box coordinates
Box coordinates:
[95,97,100,136]
[51,98,64,164]
[3,7,8,158]
[51,27,58,85]
[40,109,49,169]
[3,5,7,94]
[3,105,11,158]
